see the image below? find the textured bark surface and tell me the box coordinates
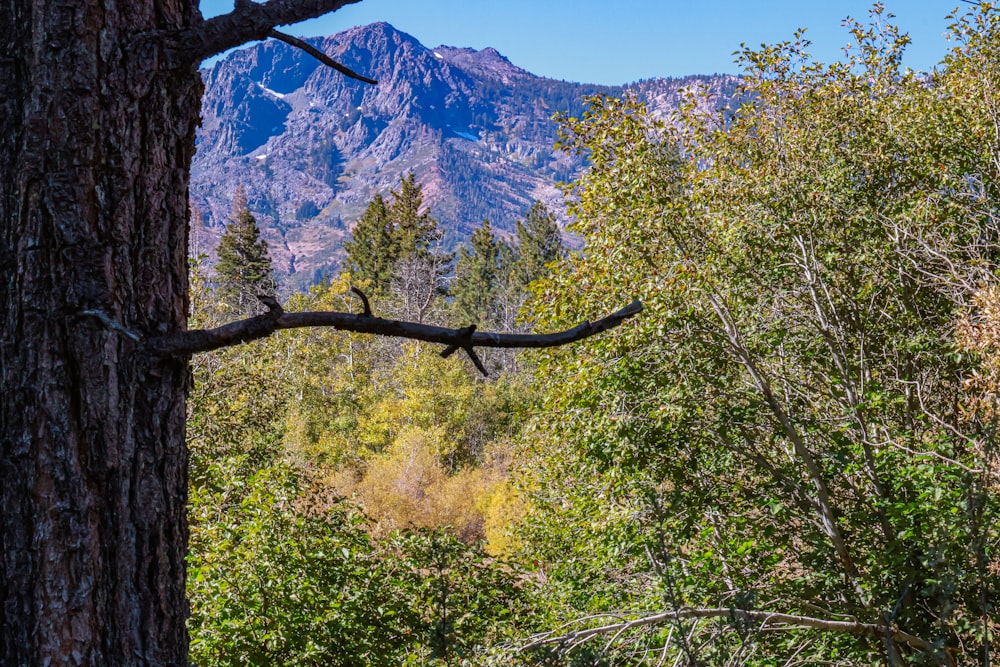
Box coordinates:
[0,2,201,665]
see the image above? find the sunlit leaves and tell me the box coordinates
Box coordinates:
[517,4,1000,664]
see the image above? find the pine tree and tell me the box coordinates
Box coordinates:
[512,200,563,290]
[216,204,275,314]
[451,219,509,325]
[391,172,441,262]
[345,175,453,304]
[343,193,397,295]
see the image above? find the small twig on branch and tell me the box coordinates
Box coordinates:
[518,608,937,660]
[439,325,489,376]
[350,286,373,317]
[440,325,474,359]
[80,309,141,342]
[256,294,284,316]
[145,298,642,376]
[268,30,377,84]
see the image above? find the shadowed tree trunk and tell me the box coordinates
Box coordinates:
[0,2,200,664]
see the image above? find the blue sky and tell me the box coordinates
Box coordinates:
[200,1,966,84]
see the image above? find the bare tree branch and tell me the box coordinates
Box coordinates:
[80,309,141,342]
[439,325,489,376]
[349,286,373,317]
[519,608,937,660]
[184,0,363,62]
[145,298,643,374]
[268,29,377,84]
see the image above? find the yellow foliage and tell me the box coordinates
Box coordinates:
[195,271,538,549]
[479,480,527,557]
[955,287,1000,502]
[362,343,479,461]
[340,427,500,542]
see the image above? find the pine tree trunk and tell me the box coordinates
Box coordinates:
[1,2,201,664]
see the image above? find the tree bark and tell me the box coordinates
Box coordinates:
[0,2,199,664]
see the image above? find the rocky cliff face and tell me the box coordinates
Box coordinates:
[191,22,739,288]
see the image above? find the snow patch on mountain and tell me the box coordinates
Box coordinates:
[257,83,287,99]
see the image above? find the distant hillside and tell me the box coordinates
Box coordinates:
[190,22,740,288]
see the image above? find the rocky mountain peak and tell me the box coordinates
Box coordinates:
[432,45,529,84]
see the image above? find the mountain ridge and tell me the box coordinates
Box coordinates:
[190,22,740,288]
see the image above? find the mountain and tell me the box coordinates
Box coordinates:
[191,22,740,288]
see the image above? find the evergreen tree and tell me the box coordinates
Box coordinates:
[512,200,563,290]
[451,220,509,325]
[345,175,452,305]
[390,172,442,263]
[390,174,453,304]
[230,182,248,220]
[216,204,275,314]
[343,193,397,295]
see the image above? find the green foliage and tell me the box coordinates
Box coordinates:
[390,173,443,264]
[182,8,1000,665]
[216,203,276,315]
[451,219,509,325]
[188,259,290,479]
[187,461,529,666]
[382,528,530,663]
[187,267,543,663]
[188,462,393,666]
[513,201,562,291]
[307,140,343,189]
[449,202,565,334]
[343,174,452,303]
[517,5,1000,665]
[343,192,397,295]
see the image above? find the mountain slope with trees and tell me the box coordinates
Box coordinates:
[191,21,739,288]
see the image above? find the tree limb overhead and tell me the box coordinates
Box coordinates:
[268,29,377,84]
[145,298,643,375]
[185,0,363,62]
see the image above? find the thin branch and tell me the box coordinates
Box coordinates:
[439,325,489,376]
[350,286,373,317]
[884,439,989,478]
[183,0,363,62]
[145,299,643,374]
[80,309,141,342]
[268,29,377,84]
[518,608,937,660]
